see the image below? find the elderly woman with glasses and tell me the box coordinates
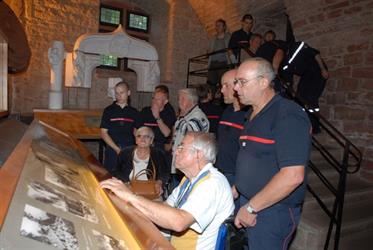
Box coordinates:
[112,126,170,197]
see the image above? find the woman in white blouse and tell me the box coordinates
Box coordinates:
[113,126,170,198]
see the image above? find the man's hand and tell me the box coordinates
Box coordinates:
[231,185,239,199]
[114,147,121,155]
[151,102,161,119]
[234,205,257,228]
[100,177,136,203]
[155,180,164,197]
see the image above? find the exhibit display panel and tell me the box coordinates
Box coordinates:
[0,120,173,250]
[33,109,102,139]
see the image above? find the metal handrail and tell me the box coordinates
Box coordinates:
[186,49,363,249]
[281,82,362,250]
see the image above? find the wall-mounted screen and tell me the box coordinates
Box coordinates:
[100,5,122,26]
[126,11,149,33]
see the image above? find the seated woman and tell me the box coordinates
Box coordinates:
[113,126,170,198]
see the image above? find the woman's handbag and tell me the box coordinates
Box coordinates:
[130,157,159,200]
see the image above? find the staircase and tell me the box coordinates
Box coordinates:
[186,50,368,249]
[290,132,371,250]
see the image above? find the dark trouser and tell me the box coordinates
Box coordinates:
[224,172,241,214]
[297,74,326,109]
[297,74,326,133]
[240,196,301,250]
[103,143,126,173]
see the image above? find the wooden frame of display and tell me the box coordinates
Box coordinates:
[0,120,173,249]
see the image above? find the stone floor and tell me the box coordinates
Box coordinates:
[0,118,28,167]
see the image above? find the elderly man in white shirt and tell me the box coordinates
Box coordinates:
[100,132,234,250]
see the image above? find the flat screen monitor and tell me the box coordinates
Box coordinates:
[126,11,149,33]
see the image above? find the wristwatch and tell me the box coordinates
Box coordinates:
[246,204,257,214]
[155,117,161,122]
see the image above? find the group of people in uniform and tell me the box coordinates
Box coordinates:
[98,13,322,250]
[208,14,329,133]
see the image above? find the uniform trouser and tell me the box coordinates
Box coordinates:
[103,143,126,173]
[297,74,326,109]
[297,74,326,132]
[240,196,301,250]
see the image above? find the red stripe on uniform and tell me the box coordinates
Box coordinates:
[207,115,220,119]
[219,121,244,130]
[239,135,275,144]
[110,118,134,122]
[144,122,158,127]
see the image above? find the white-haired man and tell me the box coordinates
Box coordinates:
[171,88,209,186]
[100,132,234,250]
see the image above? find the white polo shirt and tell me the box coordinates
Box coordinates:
[166,163,234,250]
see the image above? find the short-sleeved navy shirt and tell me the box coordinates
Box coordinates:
[256,41,280,63]
[199,102,223,134]
[216,104,248,174]
[100,103,141,147]
[228,29,252,58]
[235,95,311,205]
[140,102,177,147]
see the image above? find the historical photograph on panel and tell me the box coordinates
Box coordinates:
[45,165,87,197]
[20,204,79,250]
[92,229,128,250]
[27,181,98,223]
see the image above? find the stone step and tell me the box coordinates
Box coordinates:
[339,227,373,250]
[304,175,373,210]
[291,190,373,250]
[306,162,338,184]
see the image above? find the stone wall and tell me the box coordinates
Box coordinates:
[5,0,208,112]
[284,0,373,179]
[5,0,100,113]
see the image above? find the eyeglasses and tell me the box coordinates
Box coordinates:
[176,144,196,152]
[136,134,152,139]
[234,75,263,87]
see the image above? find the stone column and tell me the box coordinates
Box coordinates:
[48,41,65,109]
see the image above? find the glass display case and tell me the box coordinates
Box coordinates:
[0,120,173,250]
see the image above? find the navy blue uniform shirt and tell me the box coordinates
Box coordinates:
[199,101,223,135]
[235,95,311,205]
[228,29,252,58]
[100,103,141,147]
[216,104,247,174]
[140,102,176,148]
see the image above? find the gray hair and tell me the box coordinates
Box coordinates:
[243,57,276,88]
[187,132,217,163]
[179,88,199,105]
[136,126,154,139]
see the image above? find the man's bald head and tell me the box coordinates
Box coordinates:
[221,69,238,104]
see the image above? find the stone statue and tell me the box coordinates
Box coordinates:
[48,41,65,109]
